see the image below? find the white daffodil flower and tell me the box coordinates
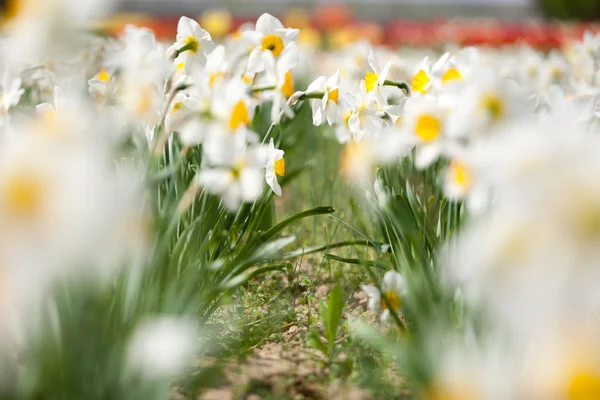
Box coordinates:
[88,67,113,98]
[576,30,600,59]
[198,128,265,211]
[442,149,489,215]
[411,56,433,95]
[265,138,285,196]
[165,90,211,147]
[334,101,354,144]
[35,85,67,118]
[0,76,24,126]
[126,316,199,379]
[430,48,480,90]
[361,270,406,323]
[261,44,298,123]
[346,80,384,142]
[339,127,409,187]
[538,50,569,89]
[515,46,544,87]
[243,13,299,74]
[204,45,228,88]
[364,50,391,94]
[444,68,532,140]
[306,69,340,126]
[208,77,255,136]
[169,16,214,74]
[110,26,170,126]
[402,93,446,169]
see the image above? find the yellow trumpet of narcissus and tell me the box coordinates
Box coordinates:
[2,0,23,21]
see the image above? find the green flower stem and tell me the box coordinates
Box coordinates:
[175,42,196,56]
[260,91,325,145]
[300,91,325,100]
[383,80,411,96]
[250,85,276,93]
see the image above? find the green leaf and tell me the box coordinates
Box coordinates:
[260,206,335,243]
[324,254,389,270]
[276,240,385,262]
[306,329,328,355]
[326,285,343,354]
[219,263,290,290]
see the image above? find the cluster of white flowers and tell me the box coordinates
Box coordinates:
[6,1,600,392]
[322,30,600,396]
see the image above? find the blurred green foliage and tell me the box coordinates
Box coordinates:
[539,0,600,20]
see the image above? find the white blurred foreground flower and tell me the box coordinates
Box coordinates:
[198,129,266,210]
[126,316,199,379]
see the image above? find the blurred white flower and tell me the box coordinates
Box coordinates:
[126,316,199,379]
[0,76,24,127]
[444,68,532,139]
[402,93,447,168]
[265,138,285,196]
[198,128,265,211]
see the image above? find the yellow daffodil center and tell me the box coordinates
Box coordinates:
[184,36,199,53]
[552,67,563,81]
[568,369,600,399]
[172,102,183,112]
[209,72,224,87]
[481,94,505,122]
[274,158,285,177]
[415,114,441,142]
[344,111,353,126]
[380,291,401,311]
[441,67,461,84]
[231,159,246,179]
[449,160,471,190]
[281,72,294,97]
[229,100,250,130]
[2,0,23,21]
[176,62,185,72]
[569,191,600,241]
[43,109,56,123]
[242,73,254,85]
[412,69,430,94]
[328,88,339,104]
[261,34,284,56]
[364,71,379,92]
[97,68,110,83]
[3,171,45,219]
